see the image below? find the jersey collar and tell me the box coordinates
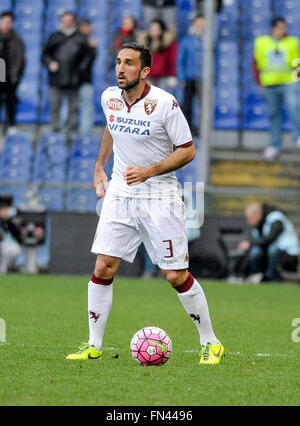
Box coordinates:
[122,82,151,113]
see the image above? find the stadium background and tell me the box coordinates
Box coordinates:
[0,0,300,275]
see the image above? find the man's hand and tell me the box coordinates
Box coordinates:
[122,166,152,186]
[94,169,109,197]
[0,207,8,221]
[238,240,250,251]
[49,61,59,72]
[89,38,98,48]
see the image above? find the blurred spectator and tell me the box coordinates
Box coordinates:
[253,18,300,161]
[195,0,223,39]
[0,197,22,275]
[177,14,205,134]
[196,0,223,14]
[239,203,299,283]
[78,18,97,136]
[0,11,25,134]
[137,19,177,91]
[42,12,90,136]
[114,16,140,52]
[142,0,177,31]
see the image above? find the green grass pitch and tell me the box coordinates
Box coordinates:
[0,274,299,406]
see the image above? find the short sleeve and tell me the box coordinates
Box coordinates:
[163,96,193,147]
[101,90,106,114]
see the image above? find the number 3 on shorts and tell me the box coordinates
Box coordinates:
[163,240,173,258]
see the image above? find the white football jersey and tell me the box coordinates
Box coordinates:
[101,83,193,198]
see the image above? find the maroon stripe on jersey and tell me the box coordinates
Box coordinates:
[177,141,194,148]
[174,273,194,293]
[91,273,113,285]
[122,82,151,112]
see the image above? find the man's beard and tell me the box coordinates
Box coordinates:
[118,72,141,91]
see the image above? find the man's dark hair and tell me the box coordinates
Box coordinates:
[194,13,204,21]
[120,42,152,69]
[61,11,76,20]
[271,17,286,28]
[79,18,92,27]
[0,11,15,21]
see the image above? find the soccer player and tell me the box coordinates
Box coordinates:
[67,42,225,365]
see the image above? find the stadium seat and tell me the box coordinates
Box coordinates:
[70,139,99,159]
[15,2,43,18]
[0,0,12,14]
[16,80,39,123]
[68,161,95,184]
[0,184,28,206]
[241,0,272,14]
[79,0,109,21]
[242,97,270,131]
[215,41,239,77]
[46,0,77,15]
[112,0,143,30]
[0,133,33,168]
[38,187,65,212]
[65,188,98,213]
[34,133,68,184]
[215,87,241,130]
[176,158,200,186]
[40,79,51,124]
[218,0,239,41]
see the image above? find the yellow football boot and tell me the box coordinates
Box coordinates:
[199,343,225,365]
[66,343,102,360]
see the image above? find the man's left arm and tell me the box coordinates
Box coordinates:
[124,98,195,185]
[123,143,196,185]
[253,221,284,248]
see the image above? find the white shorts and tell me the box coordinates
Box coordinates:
[91,193,189,270]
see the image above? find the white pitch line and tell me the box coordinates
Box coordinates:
[0,343,117,350]
[183,349,288,358]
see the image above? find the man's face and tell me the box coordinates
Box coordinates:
[116,48,146,90]
[61,14,75,29]
[193,17,205,32]
[122,16,135,32]
[80,23,93,36]
[272,21,287,39]
[148,22,162,40]
[245,211,262,226]
[0,16,13,34]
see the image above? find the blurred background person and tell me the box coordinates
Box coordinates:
[42,12,90,137]
[195,0,223,38]
[239,203,299,283]
[177,14,205,134]
[0,195,22,275]
[114,15,140,52]
[195,0,223,14]
[0,11,25,135]
[137,19,177,91]
[78,18,97,136]
[142,0,177,31]
[253,17,300,161]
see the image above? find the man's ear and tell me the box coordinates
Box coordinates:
[141,67,151,80]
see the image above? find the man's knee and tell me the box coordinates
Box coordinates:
[249,245,264,260]
[94,255,120,279]
[161,269,189,287]
[267,244,281,257]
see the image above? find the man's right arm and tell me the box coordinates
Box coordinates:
[94,126,113,197]
[42,34,60,71]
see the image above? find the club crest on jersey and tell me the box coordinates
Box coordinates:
[107,98,124,111]
[144,98,158,115]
